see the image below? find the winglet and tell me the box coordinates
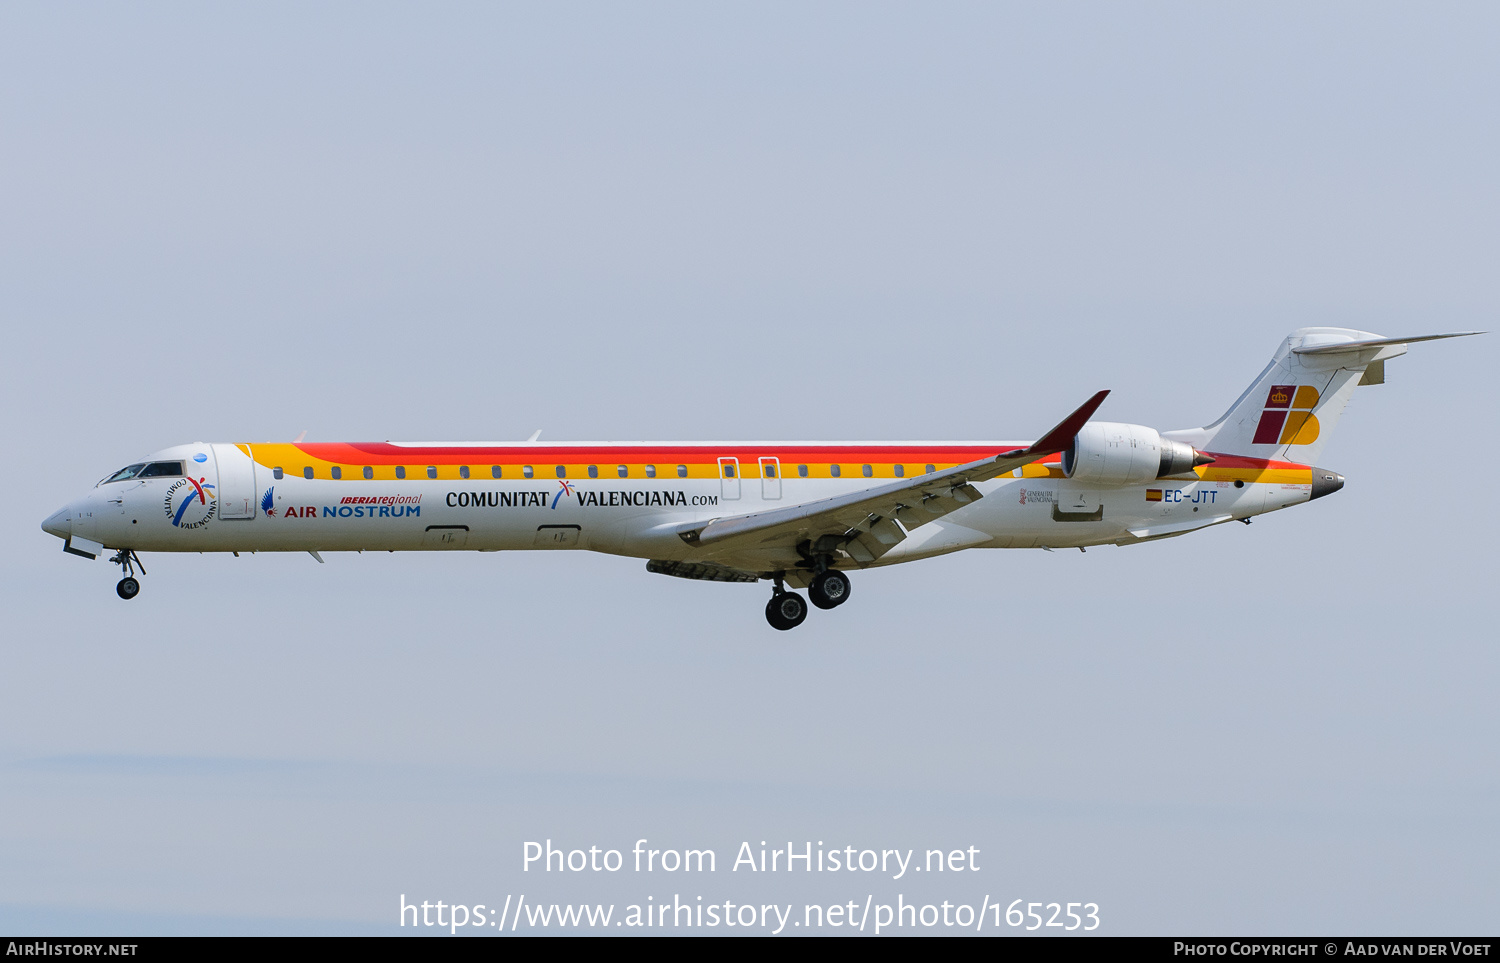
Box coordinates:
[1025,390,1110,457]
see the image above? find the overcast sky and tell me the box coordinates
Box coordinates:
[1,2,1496,935]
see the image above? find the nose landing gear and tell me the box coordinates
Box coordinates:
[109,549,146,600]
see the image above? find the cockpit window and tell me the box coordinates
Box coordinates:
[102,464,146,484]
[138,461,184,478]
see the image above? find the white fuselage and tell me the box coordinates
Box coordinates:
[44,440,1316,577]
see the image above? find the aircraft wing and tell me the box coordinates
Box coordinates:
[676,390,1109,565]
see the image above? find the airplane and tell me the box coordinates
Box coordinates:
[41,327,1480,630]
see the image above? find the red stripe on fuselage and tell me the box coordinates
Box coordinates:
[293,442,1044,465]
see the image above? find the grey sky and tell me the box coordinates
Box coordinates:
[1,2,1496,934]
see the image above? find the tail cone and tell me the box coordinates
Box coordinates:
[1310,468,1345,500]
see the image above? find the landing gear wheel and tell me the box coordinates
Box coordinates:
[808,570,851,610]
[116,577,140,600]
[765,592,807,631]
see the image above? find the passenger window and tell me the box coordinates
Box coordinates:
[273,467,284,480]
[723,464,735,478]
[556,465,566,478]
[617,465,628,478]
[523,465,534,478]
[427,466,437,479]
[362,466,373,479]
[925,464,936,475]
[491,466,502,479]
[830,465,841,478]
[395,466,406,479]
[645,464,657,478]
[798,464,808,477]
[862,464,872,477]
[894,464,904,478]
[588,465,598,478]
[138,461,185,478]
[303,467,314,480]
[765,464,776,478]
[677,465,687,478]
[331,466,342,480]
[460,466,470,479]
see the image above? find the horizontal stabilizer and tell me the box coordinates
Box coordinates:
[1293,331,1484,355]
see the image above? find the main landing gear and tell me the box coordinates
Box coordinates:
[110,549,145,600]
[808,570,851,610]
[765,590,807,631]
[763,567,852,630]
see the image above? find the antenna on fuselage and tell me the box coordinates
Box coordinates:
[527,429,542,442]
[294,430,308,443]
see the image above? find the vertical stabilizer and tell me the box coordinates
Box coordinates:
[1164,327,1451,464]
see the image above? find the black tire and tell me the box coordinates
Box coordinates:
[808,570,851,609]
[116,577,140,600]
[765,592,807,630]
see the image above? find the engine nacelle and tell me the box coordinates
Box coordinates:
[1062,422,1209,487]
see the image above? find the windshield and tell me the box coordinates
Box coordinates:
[99,461,187,485]
[101,464,147,485]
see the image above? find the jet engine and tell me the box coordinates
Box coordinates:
[1062,422,1213,487]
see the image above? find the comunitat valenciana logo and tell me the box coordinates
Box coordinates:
[164,475,217,529]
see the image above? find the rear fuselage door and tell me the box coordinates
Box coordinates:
[212,444,258,519]
[718,457,741,500]
[759,456,782,499]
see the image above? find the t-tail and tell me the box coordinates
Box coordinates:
[1164,327,1482,469]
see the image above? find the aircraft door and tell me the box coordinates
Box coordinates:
[718,457,741,500]
[759,457,782,499]
[211,444,258,519]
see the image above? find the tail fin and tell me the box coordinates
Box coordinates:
[1166,327,1481,463]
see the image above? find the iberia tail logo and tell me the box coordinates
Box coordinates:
[1252,384,1320,446]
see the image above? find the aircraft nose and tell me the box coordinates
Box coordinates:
[41,506,72,540]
